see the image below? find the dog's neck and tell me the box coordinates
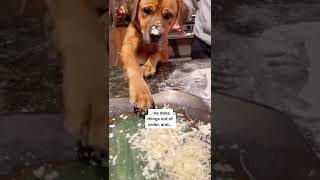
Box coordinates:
[136,38,162,65]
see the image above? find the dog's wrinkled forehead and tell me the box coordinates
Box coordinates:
[139,0,179,10]
[128,0,179,21]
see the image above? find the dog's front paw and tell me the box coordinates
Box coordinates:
[141,62,156,78]
[129,79,154,112]
[76,141,107,167]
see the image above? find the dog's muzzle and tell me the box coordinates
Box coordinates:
[149,25,163,43]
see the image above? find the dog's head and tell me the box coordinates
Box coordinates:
[129,0,190,45]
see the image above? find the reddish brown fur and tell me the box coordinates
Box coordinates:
[121,0,189,111]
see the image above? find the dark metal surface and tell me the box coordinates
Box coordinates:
[214,92,320,180]
[110,90,211,124]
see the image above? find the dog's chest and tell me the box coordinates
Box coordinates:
[136,44,159,65]
[137,55,148,65]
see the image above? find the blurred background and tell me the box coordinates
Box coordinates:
[213,0,320,163]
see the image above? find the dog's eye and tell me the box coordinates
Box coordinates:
[164,13,173,20]
[143,7,152,15]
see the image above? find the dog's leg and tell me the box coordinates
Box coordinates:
[141,53,161,78]
[47,0,107,151]
[121,26,154,111]
[87,74,107,150]
[141,39,169,78]
[62,77,90,142]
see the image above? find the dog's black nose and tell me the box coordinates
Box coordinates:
[150,33,162,42]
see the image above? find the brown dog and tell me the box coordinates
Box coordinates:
[121,0,190,111]
[47,0,108,152]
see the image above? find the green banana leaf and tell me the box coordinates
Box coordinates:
[109,113,164,180]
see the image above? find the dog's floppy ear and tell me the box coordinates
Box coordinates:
[177,0,190,30]
[128,0,141,22]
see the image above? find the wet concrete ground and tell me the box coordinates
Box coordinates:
[109,58,211,107]
[0,17,62,113]
[0,113,76,178]
[213,3,320,165]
